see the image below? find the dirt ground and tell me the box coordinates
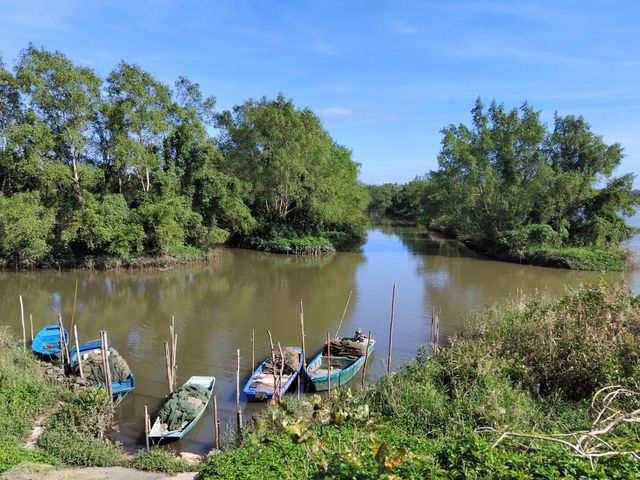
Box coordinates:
[1,463,198,480]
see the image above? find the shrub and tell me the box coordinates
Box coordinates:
[0,191,54,266]
[0,445,60,473]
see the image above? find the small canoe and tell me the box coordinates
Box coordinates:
[32,325,69,357]
[69,340,136,398]
[148,376,216,440]
[243,347,303,401]
[307,332,375,391]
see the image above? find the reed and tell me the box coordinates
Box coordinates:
[236,348,243,433]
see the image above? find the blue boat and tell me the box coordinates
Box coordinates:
[243,347,303,401]
[32,325,69,357]
[70,340,136,398]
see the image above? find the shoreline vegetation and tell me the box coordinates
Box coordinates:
[367,100,639,272]
[0,45,368,271]
[2,284,638,478]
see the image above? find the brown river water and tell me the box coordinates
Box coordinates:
[1,220,638,455]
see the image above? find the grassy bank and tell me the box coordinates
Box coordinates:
[0,247,218,271]
[0,331,189,475]
[462,237,633,271]
[201,284,640,479]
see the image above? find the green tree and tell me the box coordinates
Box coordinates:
[0,191,54,266]
[15,45,101,201]
[216,95,367,245]
[422,99,638,268]
[104,62,171,195]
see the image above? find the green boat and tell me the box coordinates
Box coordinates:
[306,331,375,391]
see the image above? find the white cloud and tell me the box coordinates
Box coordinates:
[391,20,418,35]
[317,107,353,117]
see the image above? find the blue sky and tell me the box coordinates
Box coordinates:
[1,0,639,186]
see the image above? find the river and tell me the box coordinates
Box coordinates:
[0,219,638,455]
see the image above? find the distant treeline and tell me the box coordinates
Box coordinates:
[0,45,368,267]
[368,99,639,270]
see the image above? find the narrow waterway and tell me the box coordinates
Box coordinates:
[0,220,638,455]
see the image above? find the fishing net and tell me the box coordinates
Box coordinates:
[263,347,300,375]
[73,347,131,385]
[158,383,209,432]
[325,330,369,359]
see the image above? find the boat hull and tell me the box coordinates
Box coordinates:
[32,325,69,357]
[148,376,216,440]
[243,347,303,401]
[307,340,375,392]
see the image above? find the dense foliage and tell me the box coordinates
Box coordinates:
[0,45,368,267]
[420,99,638,270]
[366,178,428,221]
[201,284,640,478]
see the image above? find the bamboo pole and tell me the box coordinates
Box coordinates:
[276,342,285,403]
[361,330,372,389]
[19,295,25,350]
[213,394,220,449]
[299,299,306,395]
[163,341,173,395]
[326,332,332,398]
[266,329,276,401]
[334,290,353,338]
[71,278,78,327]
[73,324,84,380]
[387,284,396,375]
[251,328,255,370]
[144,405,150,451]
[101,331,113,399]
[58,313,69,366]
[236,348,243,433]
[29,314,34,342]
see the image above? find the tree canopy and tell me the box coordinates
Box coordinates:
[0,45,368,266]
[421,99,638,269]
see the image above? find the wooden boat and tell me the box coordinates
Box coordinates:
[32,324,69,357]
[243,347,303,401]
[307,331,375,391]
[69,340,136,398]
[148,376,216,440]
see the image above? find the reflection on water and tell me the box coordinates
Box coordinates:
[0,224,637,454]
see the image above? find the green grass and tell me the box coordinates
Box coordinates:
[0,333,192,474]
[525,245,631,271]
[201,284,640,479]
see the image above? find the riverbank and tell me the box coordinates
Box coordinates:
[0,333,192,476]
[462,237,634,271]
[200,284,640,478]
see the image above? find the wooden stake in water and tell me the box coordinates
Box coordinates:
[213,394,220,449]
[387,284,396,375]
[19,295,25,350]
[73,324,84,380]
[144,405,150,451]
[266,329,276,402]
[58,313,69,366]
[299,299,307,395]
[361,330,372,389]
[164,341,173,395]
[251,328,255,370]
[29,314,34,342]
[326,332,332,398]
[100,331,113,399]
[236,348,243,433]
[71,278,78,327]
[334,290,353,338]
